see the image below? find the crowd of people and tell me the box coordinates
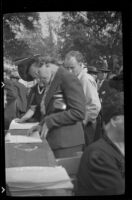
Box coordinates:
[4,51,124,196]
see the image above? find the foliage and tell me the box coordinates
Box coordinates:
[3,13,41,60]
[59,11,123,72]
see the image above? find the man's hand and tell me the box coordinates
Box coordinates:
[27,125,41,136]
[40,123,49,139]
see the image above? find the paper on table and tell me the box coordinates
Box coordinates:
[6,166,72,185]
[9,181,73,191]
[9,119,39,130]
[5,134,42,143]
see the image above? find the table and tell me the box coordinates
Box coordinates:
[5,129,73,196]
[5,129,56,168]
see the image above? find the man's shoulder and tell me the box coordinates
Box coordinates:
[85,138,106,153]
[79,71,96,85]
[59,67,80,83]
[83,138,111,162]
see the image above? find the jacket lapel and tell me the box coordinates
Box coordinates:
[45,67,62,109]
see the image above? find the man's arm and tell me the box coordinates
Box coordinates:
[42,73,85,130]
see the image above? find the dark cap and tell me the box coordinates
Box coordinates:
[88,66,98,74]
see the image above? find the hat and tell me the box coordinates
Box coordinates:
[14,54,40,82]
[88,66,98,74]
[98,67,111,73]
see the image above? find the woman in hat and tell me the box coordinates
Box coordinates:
[15,55,46,123]
[16,55,86,158]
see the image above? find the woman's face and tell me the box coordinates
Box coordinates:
[38,63,52,84]
[29,63,39,78]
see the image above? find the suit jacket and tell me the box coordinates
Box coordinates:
[76,134,125,196]
[40,67,86,150]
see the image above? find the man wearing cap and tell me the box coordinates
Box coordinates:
[97,67,111,103]
[75,91,124,196]
[64,51,101,146]
[16,55,86,158]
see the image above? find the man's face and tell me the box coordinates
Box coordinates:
[38,63,52,84]
[98,71,107,81]
[64,56,82,76]
[116,115,124,141]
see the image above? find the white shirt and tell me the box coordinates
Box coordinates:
[78,69,101,124]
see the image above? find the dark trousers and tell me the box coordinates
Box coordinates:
[83,122,97,149]
[94,113,103,141]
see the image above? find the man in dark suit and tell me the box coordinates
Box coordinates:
[97,67,111,103]
[75,91,124,196]
[16,55,86,158]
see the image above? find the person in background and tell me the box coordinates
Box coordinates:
[4,79,18,129]
[109,70,123,92]
[75,91,124,196]
[15,78,46,123]
[97,67,111,103]
[95,68,123,142]
[4,68,11,80]
[10,71,20,82]
[64,51,101,146]
[16,55,86,158]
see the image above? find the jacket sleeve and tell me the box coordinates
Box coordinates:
[44,73,85,130]
[76,148,125,196]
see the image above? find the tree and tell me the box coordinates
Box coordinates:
[3,12,41,60]
[59,11,123,72]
